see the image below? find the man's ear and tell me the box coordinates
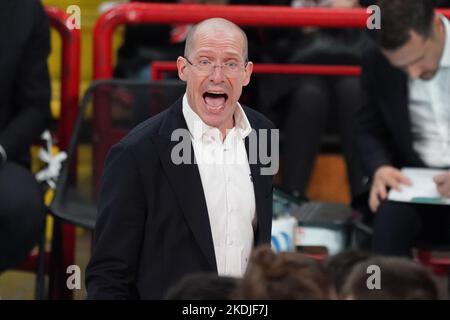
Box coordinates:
[177,56,188,82]
[242,61,253,87]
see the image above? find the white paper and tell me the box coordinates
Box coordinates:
[388,167,450,205]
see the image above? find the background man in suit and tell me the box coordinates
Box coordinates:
[357,0,450,256]
[86,18,276,299]
[0,0,51,272]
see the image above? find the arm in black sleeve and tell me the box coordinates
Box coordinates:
[86,142,148,299]
[356,47,393,178]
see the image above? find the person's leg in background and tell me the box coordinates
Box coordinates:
[282,76,330,196]
[372,201,423,257]
[334,76,366,198]
[0,162,45,272]
[373,201,450,257]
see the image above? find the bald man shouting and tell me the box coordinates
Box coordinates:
[86,18,277,299]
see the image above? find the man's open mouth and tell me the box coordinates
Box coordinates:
[203,91,228,111]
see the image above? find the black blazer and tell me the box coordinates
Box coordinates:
[86,98,275,299]
[357,46,425,180]
[0,0,51,165]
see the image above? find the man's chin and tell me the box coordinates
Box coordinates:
[203,115,224,127]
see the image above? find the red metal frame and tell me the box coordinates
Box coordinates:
[151,61,362,80]
[45,6,81,300]
[45,7,80,151]
[94,3,450,80]
[93,4,372,80]
[93,3,450,277]
[20,7,80,300]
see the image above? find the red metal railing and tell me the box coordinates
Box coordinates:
[45,7,80,151]
[151,61,362,80]
[92,3,450,277]
[94,3,450,80]
[93,3,371,80]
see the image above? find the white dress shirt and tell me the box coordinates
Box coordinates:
[182,94,256,277]
[408,16,450,168]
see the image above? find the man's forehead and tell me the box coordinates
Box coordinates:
[195,18,242,35]
[194,25,244,43]
[190,30,245,58]
[185,18,248,59]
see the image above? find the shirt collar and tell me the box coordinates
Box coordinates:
[182,94,252,142]
[439,16,450,68]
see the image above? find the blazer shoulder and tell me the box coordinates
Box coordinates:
[362,44,406,90]
[362,45,401,74]
[242,105,276,130]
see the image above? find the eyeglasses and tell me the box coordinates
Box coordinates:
[184,56,248,76]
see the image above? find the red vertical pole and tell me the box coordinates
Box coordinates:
[46,6,81,300]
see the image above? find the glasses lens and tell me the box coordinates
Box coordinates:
[190,59,245,76]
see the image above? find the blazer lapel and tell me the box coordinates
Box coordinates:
[153,99,217,272]
[379,64,413,149]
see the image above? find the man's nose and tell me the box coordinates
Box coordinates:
[407,65,422,80]
[209,65,225,83]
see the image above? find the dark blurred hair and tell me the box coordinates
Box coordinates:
[324,250,373,296]
[342,256,439,300]
[165,273,240,300]
[233,246,333,300]
[376,0,435,50]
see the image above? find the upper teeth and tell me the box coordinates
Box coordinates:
[209,91,224,94]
